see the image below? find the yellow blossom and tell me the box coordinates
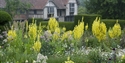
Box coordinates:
[33,35,41,52]
[121,55,125,59]
[52,27,60,40]
[108,20,121,38]
[62,27,66,31]
[7,29,17,41]
[61,31,73,41]
[28,23,37,40]
[24,34,28,38]
[73,21,84,40]
[92,17,107,42]
[65,56,74,63]
[85,23,88,30]
[47,17,59,32]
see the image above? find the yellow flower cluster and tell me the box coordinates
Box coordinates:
[33,35,41,52]
[61,31,72,41]
[108,20,121,39]
[53,27,60,40]
[73,21,84,39]
[65,56,74,63]
[92,17,107,42]
[28,23,37,40]
[48,17,59,32]
[7,26,17,41]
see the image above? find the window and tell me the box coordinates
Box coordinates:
[69,3,75,15]
[48,7,54,17]
[48,7,54,14]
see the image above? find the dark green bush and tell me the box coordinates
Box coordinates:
[101,19,125,30]
[74,14,101,31]
[28,18,43,24]
[0,11,12,25]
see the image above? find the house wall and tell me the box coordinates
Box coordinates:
[28,10,43,18]
[43,1,57,19]
[66,0,78,16]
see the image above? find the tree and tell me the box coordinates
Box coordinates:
[5,0,31,17]
[85,0,125,19]
[78,6,87,14]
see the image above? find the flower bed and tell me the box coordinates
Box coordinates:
[0,17,125,63]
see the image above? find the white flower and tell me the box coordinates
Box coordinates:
[36,53,48,63]
[33,60,36,63]
[25,60,28,63]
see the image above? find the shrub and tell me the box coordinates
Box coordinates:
[101,19,125,30]
[74,14,101,31]
[0,11,12,25]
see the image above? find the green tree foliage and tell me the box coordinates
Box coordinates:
[85,0,125,19]
[5,0,31,17]
[78,6,87,14]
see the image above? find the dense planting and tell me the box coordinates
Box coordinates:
[0,17,125,63]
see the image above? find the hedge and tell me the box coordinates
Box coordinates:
[0,11,12,25]
[28,19,74,31]
[0,11,12,31]
[101,19,125,30]
[74,14,101,30]
[40,21,74,31]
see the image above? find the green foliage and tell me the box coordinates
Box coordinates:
[85,0,125,19]
[101,19,125,30]
[87,48,106,63]
[5,0,31,17]
[78,6,87,14]
[74,14,101,30]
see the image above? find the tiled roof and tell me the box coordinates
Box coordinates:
[52,0,68,9]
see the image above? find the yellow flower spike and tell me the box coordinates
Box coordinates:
[65,56,74,63]
[48,17,59,32]
[7,29,17,41]
[73,21,84,40]
[28,23,37,40]
[108,20,121,38]
[92,18,107,42]
[85,23,88,30]
[33,35,41,52]
[62,27,66,31]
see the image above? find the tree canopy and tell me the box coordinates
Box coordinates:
[5,0,31,17]
[85,0,125,19]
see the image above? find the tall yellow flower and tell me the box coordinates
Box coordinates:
[108,20,121,38]
[52,27,60,40]
[48,17,59,32]
[73,21,84,40]
[65,56,74,63]
[33,35,41,52]
[28,23,37,40]
[92,17,107,42]
[85,23,88,30]
[61,30,72,41]
[7,26,17,41]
